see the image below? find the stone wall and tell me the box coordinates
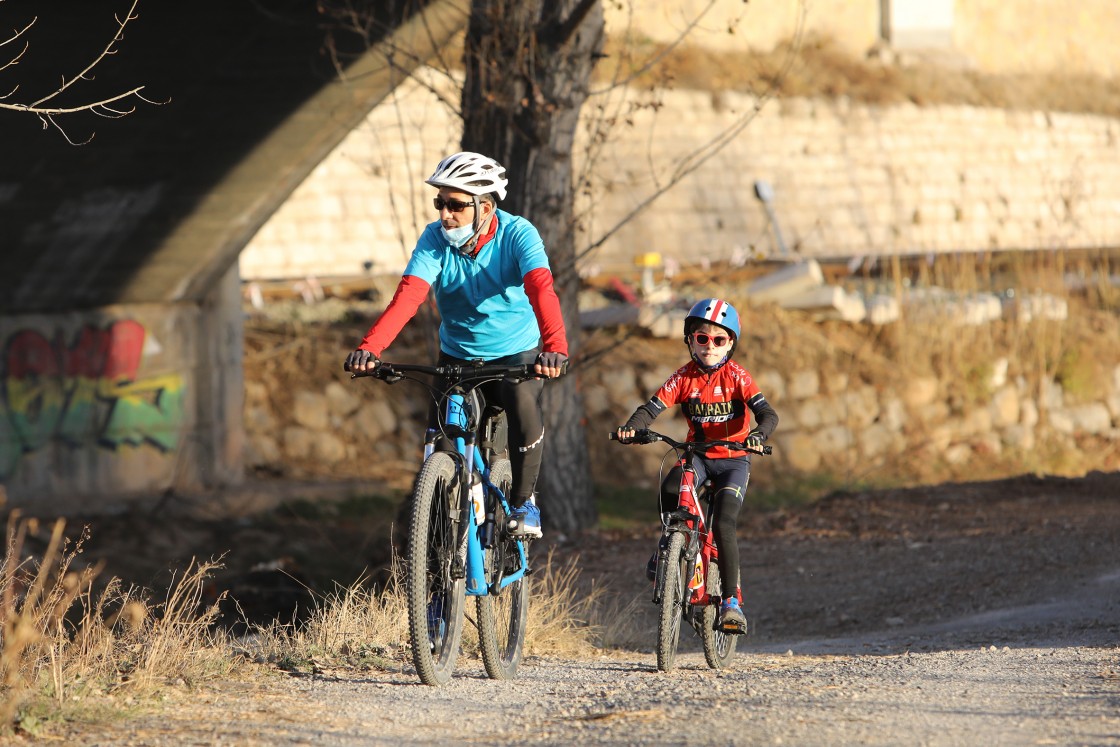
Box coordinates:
[581,353,1120,486]
[242,324,1120,494]
[239,69,1120,284]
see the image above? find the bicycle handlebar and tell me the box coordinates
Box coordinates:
[351,361,540,383]
[609,428,772,456]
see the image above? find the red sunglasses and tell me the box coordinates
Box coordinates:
[691,332,730,347]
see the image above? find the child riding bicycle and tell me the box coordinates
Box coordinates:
[615,298,778,634]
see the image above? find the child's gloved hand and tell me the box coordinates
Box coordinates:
[615,426,637,444]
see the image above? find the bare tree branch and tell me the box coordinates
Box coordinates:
[0,0,161,142]
[4,87,144,116]
[318,1,466,126]
[587,0,723,95]
[0,17,33,77]
[576,1,808,264]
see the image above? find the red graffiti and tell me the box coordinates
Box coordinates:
[6,320,145,382]
[5,330,58,378]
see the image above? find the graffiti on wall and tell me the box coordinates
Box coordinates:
[0,319,185,479]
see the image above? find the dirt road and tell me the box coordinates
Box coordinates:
[60,471,1120,746]
[71,570,1119,746]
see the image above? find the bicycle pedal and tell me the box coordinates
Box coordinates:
[717,619,748,635]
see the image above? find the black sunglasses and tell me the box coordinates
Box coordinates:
[433,196,474,213]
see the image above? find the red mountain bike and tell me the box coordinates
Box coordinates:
[611,429,771,671]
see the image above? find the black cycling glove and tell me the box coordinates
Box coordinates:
[537,351,569,375]
[344,349,379,372]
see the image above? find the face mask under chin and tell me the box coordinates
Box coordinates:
[441,223,476,247]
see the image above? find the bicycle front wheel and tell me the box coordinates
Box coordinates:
[701,561,737,669]
[656,531,689,672]
[407,452,466,686]
[477,459,530,680]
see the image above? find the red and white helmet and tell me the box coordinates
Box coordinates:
[684,298,741,370]
[685,298,741,338]
[425,152,508,201]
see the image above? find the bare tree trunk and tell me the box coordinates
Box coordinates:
[460,0,604,535]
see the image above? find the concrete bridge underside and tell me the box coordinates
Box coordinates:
[0,0,469,510]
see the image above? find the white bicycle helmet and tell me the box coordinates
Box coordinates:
[425,152,508,201]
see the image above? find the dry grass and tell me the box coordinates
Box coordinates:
[1,507,237,737]
[599,33,1120,118]
[524,549,602,657]
[873,252,1118,399]
[245,562,409,673]
[646,248,1120,490]
[248,549,608,671]
[2,509,615,738]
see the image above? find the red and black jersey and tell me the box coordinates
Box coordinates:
[624,359,778,459]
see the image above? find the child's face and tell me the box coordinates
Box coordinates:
[688,322,734,367]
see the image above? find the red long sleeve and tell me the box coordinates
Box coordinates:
[524,267,568,356]
[358,275,431,356]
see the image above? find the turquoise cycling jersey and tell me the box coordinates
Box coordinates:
[404,209,551,359]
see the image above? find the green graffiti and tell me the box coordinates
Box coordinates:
[4,377,65,452]
[58,377,100,445]
[100,375,185,451]
[2,323,190,481]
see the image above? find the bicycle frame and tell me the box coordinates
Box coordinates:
[358,360,539,685]
[657,457,740,609]
[363,361,535,597]
[434,386,528,597]
[614,429,770,609]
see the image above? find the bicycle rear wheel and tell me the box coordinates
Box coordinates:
[656,531,689,672]
[700,562,737,669]
[407,452,466,686]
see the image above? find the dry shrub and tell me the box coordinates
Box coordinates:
[524,548,604,657]
[599,32,1120,118]
[251,549,611,668]
[1,508,234,736]
[247,563,409,672]
[524,549,646,652]
[585,592,647,651]
[883,253,1119,403]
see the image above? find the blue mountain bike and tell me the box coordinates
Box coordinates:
[356,361,537,685]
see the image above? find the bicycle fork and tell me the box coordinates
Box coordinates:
[439,390,528,598]
[652,525,699,605]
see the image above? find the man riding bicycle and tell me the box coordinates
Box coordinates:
[344,151,569,539]
[616,298,778,633]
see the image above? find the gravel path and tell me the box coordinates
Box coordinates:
[63,473,1120,746]
[76,566,1119,746]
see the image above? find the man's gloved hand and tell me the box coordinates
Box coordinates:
[535,351,569,378]
[615,426,636,444]
[745,430,765,450]
[344,349,380,373]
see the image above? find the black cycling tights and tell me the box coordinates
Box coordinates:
[660,455,749,596]
[429,350,545,509]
